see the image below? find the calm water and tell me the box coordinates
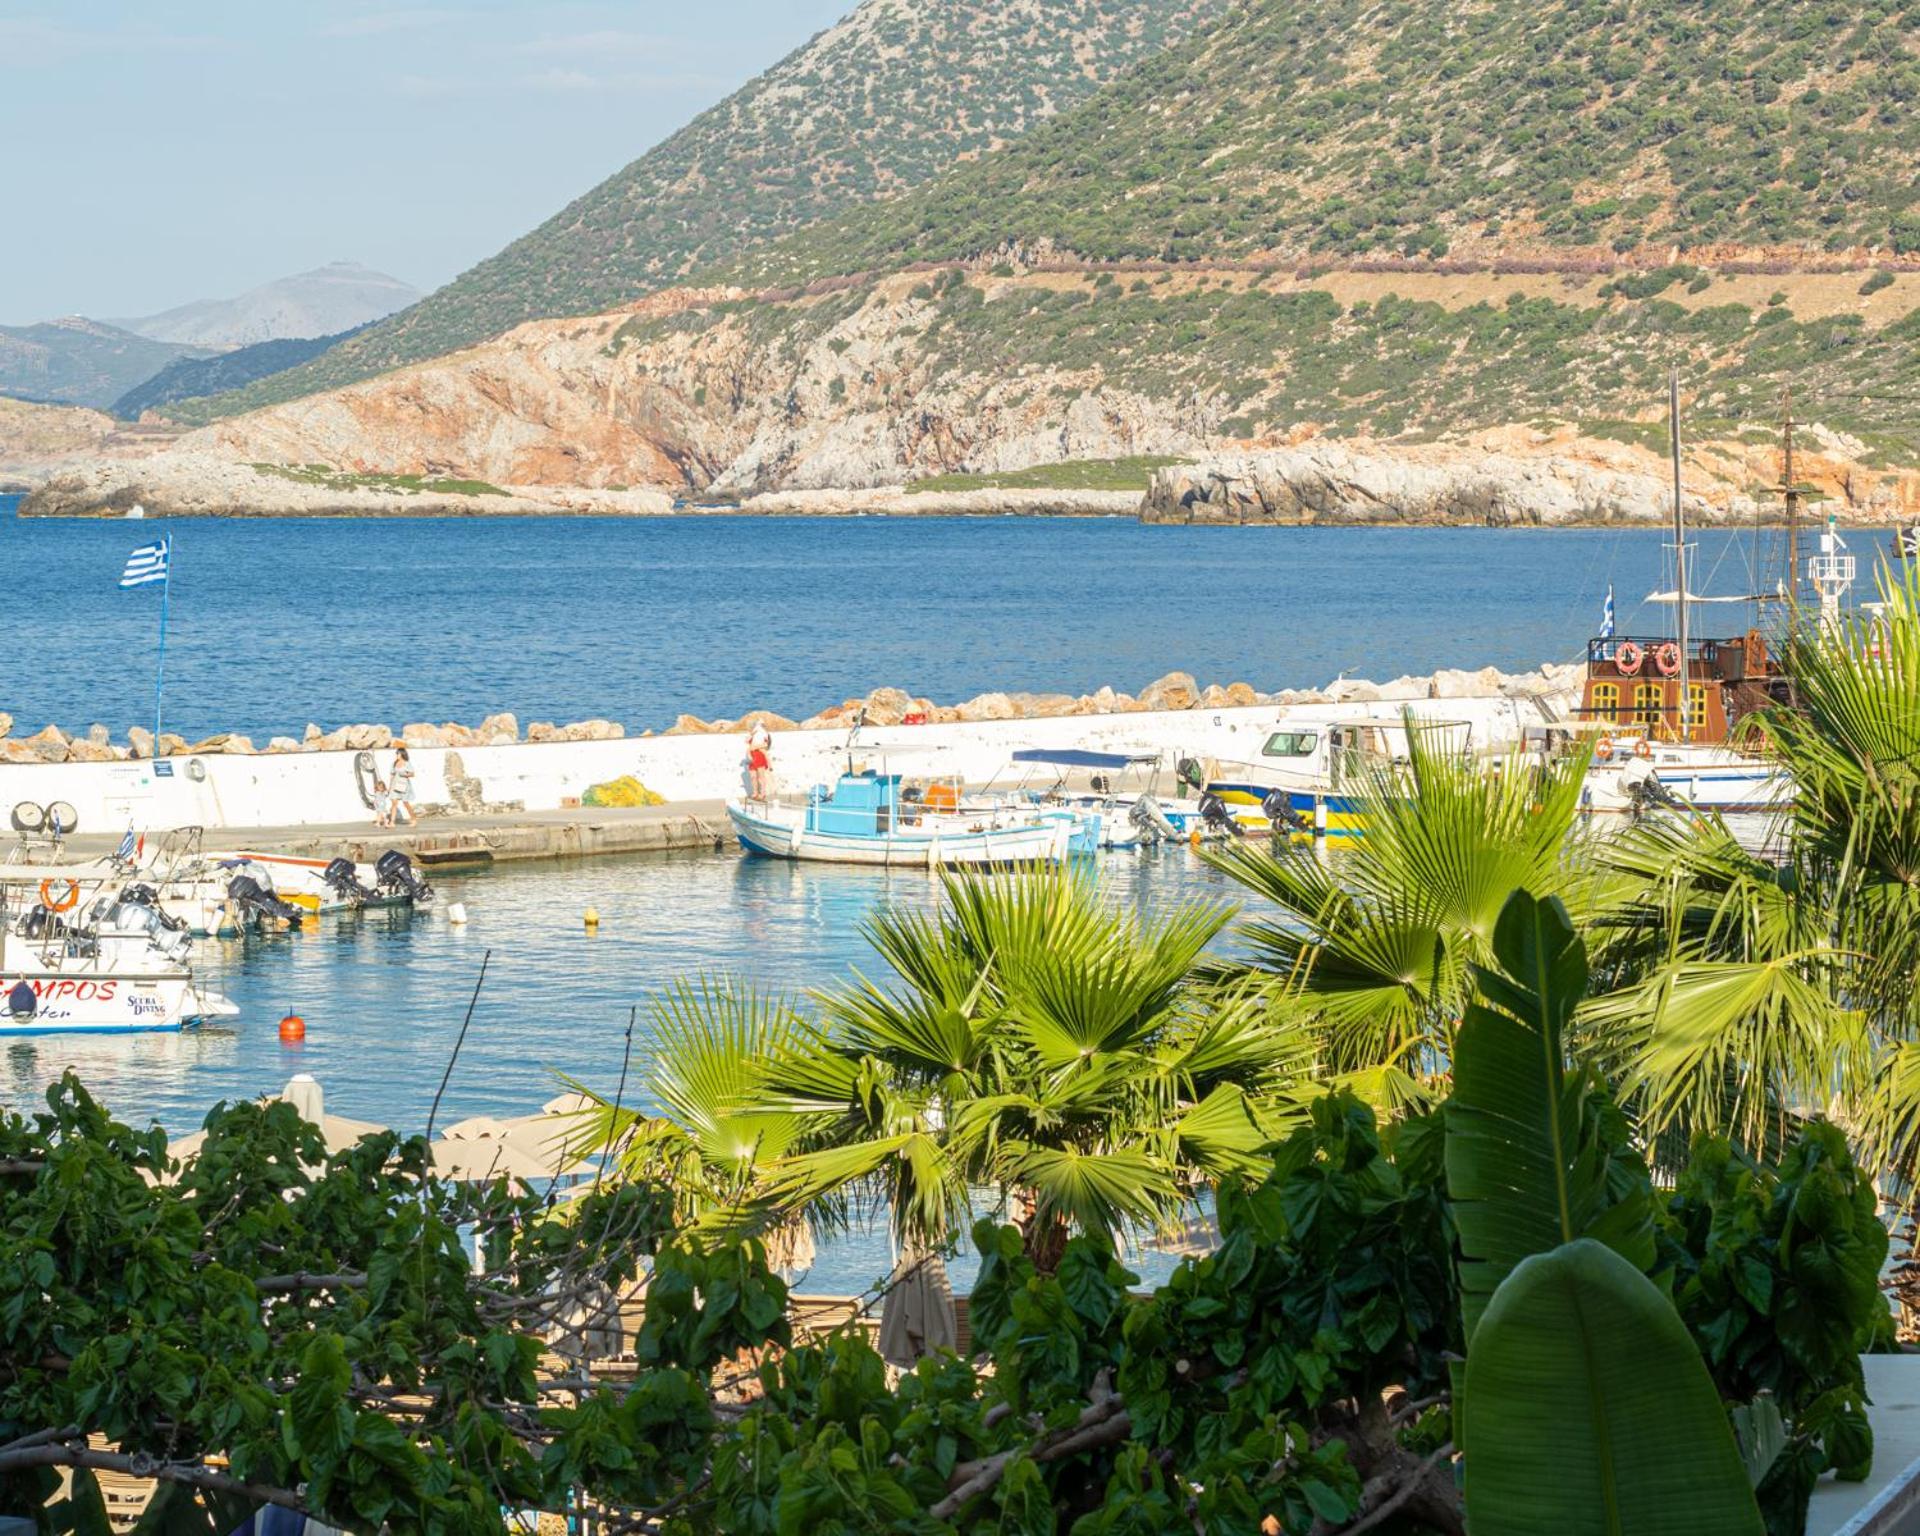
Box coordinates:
[0,498,1794,740]
[2,844,1241,1289]
[0,498,1807,1286]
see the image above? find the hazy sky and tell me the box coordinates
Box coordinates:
[0,0,853,323]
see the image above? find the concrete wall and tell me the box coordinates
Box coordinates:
[0,695,1556,835]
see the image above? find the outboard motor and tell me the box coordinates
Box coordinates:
[22,905,67,942]
[108,888,194,964]
[321,856,374,906]
[1261,790,1310,837]
[1626,773,1685,817]
[1198,791,1246,840]
[1128,795,1182,844]
[226,874,305,929]
[374,850,435,905]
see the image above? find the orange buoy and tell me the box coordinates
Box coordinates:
[279,1014,307,1042]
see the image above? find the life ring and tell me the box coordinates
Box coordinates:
[1595,738,1614,762]
[1634,739,1653,760]
[1653,641,1682,677]
[40,878,79,913]
[1615,641,1644,677]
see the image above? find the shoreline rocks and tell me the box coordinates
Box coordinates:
[0,662,1585,766]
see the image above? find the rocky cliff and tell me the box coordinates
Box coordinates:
[52,265,1903,525]
[1141,431,1920,527]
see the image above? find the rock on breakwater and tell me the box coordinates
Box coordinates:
[0,663,1585,766]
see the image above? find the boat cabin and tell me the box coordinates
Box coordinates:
[806,772,905,836]
[1578,630,1788,744]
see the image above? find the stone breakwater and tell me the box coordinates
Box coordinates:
[0,663,1583,767]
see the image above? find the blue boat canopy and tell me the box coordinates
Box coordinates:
[1010,748,1159,769]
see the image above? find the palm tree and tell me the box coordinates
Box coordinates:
[1588,562,1920,1170]
[562,978,836,1258]
[1207,721,1593,1098]
[757,866,1311,1268]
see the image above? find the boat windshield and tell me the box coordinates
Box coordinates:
[1261,730,1320,759]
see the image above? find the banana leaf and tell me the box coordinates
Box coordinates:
[1463,1238,1763,1536]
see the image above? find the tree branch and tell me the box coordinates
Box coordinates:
[0,1443,310,1513]
[931,1396,1131,1520]
[252,1272,369,1293]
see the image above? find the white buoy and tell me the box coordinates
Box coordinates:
[446,902,468,925]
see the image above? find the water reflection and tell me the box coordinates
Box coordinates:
[0,846,1242,1291]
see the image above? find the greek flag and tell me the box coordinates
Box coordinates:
[120,537,170,589]
[1599,583,1616,639]
[115,827,139,862]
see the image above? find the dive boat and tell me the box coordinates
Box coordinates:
[0,866,237,1035]
[729,772,1074,867]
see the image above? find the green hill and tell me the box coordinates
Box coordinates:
[731,0,1920,284]
[184,0,1228,422]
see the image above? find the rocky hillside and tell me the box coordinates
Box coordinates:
[111,262,419,349]
[0,319,210,409]
[110,324,374,421]
[59,0,1920,508]
[183,0,1229,419]
[161,260,1920,500]
[733,0,1920,284]
[0,398,181,490]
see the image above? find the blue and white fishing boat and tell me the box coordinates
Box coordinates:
[729,771,1074,867]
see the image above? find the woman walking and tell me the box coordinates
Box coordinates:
[390,747,417,826]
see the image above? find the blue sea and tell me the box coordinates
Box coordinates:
[0,498,1821,1287]
[0,497,1806,741]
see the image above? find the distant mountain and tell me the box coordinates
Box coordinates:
[111,324,373,421]
[183,0,1231,419]
[112,262,420,349]
[0,319,211,410]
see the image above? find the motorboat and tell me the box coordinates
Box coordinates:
[972,748,1229,849]
[1198,716,1472,839]
[129,830,435,937]
[1574,732,1790,818]
[0,865,237,1035]
[729,771,1075,867]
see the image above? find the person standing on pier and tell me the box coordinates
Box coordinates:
[747,721,774,802]
[390,747,417,826]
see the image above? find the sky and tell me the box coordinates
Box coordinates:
[0,0,855,323]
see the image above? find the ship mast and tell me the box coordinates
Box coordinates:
[1669,367,1691,744]
[1782,388,1800,607]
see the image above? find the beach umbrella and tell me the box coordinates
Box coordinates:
[428,1106,588,1184]
[169,1074,388,1164]
[877,1251,956,1369]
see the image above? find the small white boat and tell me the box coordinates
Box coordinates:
[973,748,1226,849]
[1578,735,1791,817]
[0,866,236,1035]
[132,834,435,937]
[729,772,1073,867]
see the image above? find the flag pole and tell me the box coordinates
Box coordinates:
[153,535,170,751]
